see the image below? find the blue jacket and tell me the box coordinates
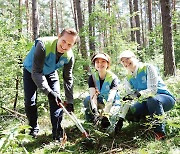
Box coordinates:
[127,63,174,98]
[23,37,74,75]
[94,71,120,103]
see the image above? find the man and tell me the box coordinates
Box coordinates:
[23,28,78,141]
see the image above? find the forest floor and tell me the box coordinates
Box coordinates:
[17,91,180,154]
[0,74,180,154]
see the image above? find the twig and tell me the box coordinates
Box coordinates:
[14,75,21,110]
[77,90,89,98]
[100,147,123,154]
[1,106,26,118]
[110,138,115,151]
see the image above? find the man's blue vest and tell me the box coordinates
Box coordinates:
[23,37,74,75]
[127,63,174,98]
[94,71,120,103]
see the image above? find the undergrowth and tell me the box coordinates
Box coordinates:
[0,72,180,154]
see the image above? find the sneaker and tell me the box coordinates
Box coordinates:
[29,127,39,138]
[115,118,124,134]
[155,132,166,141]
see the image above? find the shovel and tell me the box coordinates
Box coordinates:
[58,101,89,138]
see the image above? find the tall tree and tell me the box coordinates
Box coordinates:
[147,0,152,31]
[154,0,157,26]
[129,0,135,42]
[18,0,22,33]
[71,0,78,31]
[140,0,145,47]
[160,0,176,76]
[25,0,30,36]
[50,0,54,35]
[59,2,64,31]
[32,0,39,40]
[88,0,95,53]
[107,0,111,15]
[75,0,87,58]
[54,0,59,35]
[133,0,141,48]
[172,0,177,32]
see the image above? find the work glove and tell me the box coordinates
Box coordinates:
[134,91,141,98]
[122,91,141,101]
[66,103,74,112]
[101,116,110,129]
[92,108,99,115]
[115,117,124,134]
[122,94,133,101]
[48,91,62,105]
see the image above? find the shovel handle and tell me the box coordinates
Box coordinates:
[58,102,89,138]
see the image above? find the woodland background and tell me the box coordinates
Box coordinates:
[0,0,179,153]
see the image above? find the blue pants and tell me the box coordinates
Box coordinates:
[126,94,175,134]
[23,68,63,137]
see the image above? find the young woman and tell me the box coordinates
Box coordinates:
[119,50,176,140]
[83,53,121,130]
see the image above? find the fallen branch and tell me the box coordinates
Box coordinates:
[1,106,26,118]
[100,147,123,154]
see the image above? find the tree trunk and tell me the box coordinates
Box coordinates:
[71,0,78,31]
[144,0,147,46]
[158,2,162,25]
[50,0,54,35]
[88,0,95,53]
[54,0,59,35]
[25,0,30,37]
[18,0,22,33]
[172,0,176,32]
[107,0,110,15]
[133,0,141,48]
[92,0,96,51]
[140,0,145,47]
[129,0,135,42]
[59,2,64,31]
[160,0,176,76]
[147,0,153,31]
[75,0,87,58]
[154,0,157,26]
[32,0,39,40]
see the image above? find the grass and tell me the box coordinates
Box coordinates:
[0,97,179,154]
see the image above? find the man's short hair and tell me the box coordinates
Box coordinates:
[60,28,78,36]
[60,28,79,43]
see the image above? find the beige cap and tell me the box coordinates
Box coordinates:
[92,53,109,62]
[119,50,136,60]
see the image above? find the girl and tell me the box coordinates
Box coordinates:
[83,53,121,130]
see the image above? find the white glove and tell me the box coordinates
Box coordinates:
[104,102,112,113]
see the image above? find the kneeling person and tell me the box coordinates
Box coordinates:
[83,53,121,132]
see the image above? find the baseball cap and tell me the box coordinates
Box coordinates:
[92,53,109,62]
[119,50,136,60]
